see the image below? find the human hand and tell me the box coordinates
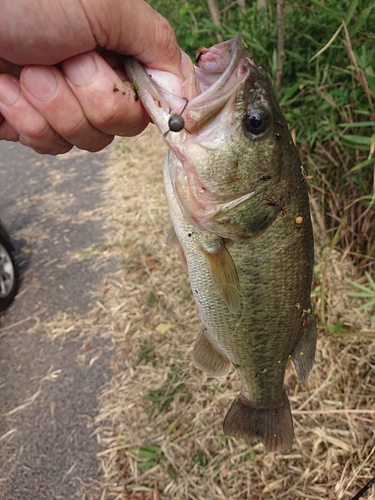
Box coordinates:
[0,0,182,154]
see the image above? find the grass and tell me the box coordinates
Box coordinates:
[347,271,375,317]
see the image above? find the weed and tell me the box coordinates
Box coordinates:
[136,344,156,366]
[193,450,209,468]
[143,366,186,418]
[147,291,158,306]
[130,444,164,470]
[178,287,192,302]
[346,271,375,317]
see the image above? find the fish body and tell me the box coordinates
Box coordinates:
[125,36,316,452]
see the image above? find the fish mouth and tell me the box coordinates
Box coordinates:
[124,35,250,143]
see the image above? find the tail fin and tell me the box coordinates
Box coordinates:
[223,392,294,452]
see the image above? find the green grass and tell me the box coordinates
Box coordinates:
[347,271,375,316]
[143,365,186,418]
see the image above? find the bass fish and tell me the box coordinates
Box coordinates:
[125,35,316,452]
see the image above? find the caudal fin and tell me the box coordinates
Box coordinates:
[223,392,294,452]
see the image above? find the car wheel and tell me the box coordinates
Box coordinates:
[0,235,18,311]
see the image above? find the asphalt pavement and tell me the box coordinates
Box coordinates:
[0,141,118,499]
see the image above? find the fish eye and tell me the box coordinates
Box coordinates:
[243,109,269,135]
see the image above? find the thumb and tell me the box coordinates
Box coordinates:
[82,0,183,76]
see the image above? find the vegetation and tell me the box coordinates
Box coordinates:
[149,0,375,271]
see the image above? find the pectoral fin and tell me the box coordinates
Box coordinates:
[291,312,317,383]
[200,238,241,314]
[193,328,231,376]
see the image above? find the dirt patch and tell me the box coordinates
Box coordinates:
[88,127,375,500]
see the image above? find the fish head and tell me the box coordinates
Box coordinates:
[125,36,299,239]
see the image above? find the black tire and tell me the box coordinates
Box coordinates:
[0,232,18,311]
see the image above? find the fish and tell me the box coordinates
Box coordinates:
[125,35,316,453]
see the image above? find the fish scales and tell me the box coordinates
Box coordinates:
[125,35,316,452]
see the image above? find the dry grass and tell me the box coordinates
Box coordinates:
[92,128,375,500]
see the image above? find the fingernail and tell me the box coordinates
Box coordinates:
[0,77,21,106]
[23,67,58,101]
[63,53,97,86]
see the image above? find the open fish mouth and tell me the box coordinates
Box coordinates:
[124,35,251,143]
[124,36,265,234]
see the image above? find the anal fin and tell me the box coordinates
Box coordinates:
[223,391,294,453]
[200,238,241,314]
[291,311,317,383]
[193,328,231,376]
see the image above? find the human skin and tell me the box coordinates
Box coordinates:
[0,0,182,154]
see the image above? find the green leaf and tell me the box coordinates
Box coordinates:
[141,444,162,452]
[339,121,375,127]
[345,0,359,25]
[350,5,375,37]
[347,291,374,298]
[137,461,156,470]
[346,278,374,294]
[341,135,371,146]
[329,322,343,334]
[308,0,342,22]
[365,271,375,291]
[131,445,161,459]
[358,299,375,310]
[168,465,178,481]
[131,449,156,459]
[349,157,374,173]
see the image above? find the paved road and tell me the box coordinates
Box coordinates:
[0,141,117,499]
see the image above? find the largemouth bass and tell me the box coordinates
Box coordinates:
[125,35,316,453]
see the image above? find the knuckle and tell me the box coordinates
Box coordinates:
[58,114,88,139]
[57,113,114,152]
[19,121,72,155]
